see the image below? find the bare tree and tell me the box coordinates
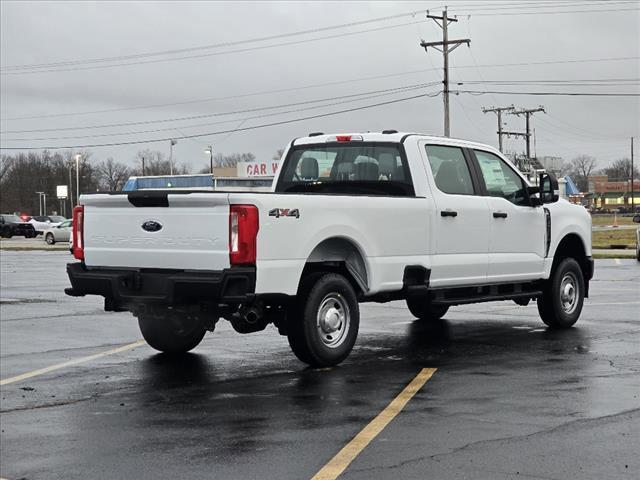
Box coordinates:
[600,158,639,182]
[567,155,598,191]
[133,149,191,176]
[214,152,255,168]
[0,155,14,182]
[97,157,130,191]
[272,149,285,161]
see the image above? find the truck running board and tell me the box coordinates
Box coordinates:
[431,282,543,307]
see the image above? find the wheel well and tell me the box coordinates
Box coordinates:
[301,237,368,296]
[553,233,588,274]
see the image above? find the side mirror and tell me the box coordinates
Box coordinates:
[526,186,543,207]
[539,172,559,204]
[633,215,640,223]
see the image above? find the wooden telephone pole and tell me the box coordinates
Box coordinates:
[482,105,515,152]
[420,9,470,137]
[510,106,546,159]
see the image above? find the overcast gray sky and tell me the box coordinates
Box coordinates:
[1,0,639,171]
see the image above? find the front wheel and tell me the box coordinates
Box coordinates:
[287,273,359,367]
[138,313,206,354]
[537,258,585,329]
[45,233,55,245]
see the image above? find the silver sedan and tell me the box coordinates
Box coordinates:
[43,219,72,245]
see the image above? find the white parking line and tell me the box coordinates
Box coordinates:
[0,340,146,386]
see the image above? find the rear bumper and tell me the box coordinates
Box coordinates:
[65,263,255,306]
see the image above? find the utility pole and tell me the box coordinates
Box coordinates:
[510,106,545,159]
[482,105,515,152]
[420,9,470,137]
[141,155,146,176]
[632,136,635,212]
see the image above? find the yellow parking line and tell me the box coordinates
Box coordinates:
[311,367,437,480]
[0,340,146,386]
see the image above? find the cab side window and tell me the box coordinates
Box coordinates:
[425,145,475,195]
[474,150,529,206]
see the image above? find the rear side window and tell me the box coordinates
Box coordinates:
[277,143,413,196]
[425,145,475,195]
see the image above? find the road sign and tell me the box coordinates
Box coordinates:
[56,185,68,199]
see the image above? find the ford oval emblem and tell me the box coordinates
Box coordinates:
[141,220,162,232]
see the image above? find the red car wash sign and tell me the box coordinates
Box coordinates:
[237,161,280,177]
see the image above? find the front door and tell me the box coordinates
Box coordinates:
[472,149,545,282]
[421,143,491,288]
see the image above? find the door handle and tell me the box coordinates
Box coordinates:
[441,210,458,218]
[493,212,508,219]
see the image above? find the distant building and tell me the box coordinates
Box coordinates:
[538,156,564,174]
[586,174,639,211]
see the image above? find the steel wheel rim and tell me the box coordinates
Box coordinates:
[316,293,350,349]
[559,272,579,314]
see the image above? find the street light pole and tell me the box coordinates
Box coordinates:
[75,154,81,206]
[36,192,44,216]
[205,145,213,174]
[169,139,177,175]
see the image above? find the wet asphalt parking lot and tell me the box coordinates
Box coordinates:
[1,250,639,480]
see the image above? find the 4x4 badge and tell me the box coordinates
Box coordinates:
[269,208,300,219]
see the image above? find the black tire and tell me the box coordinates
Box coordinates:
[45,233,55,245]
[287,273,359,367]
[406,297,449,321]
[4,231,13,239]
[537,257,585,329]
[138,314,206,354]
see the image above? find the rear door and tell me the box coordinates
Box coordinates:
[421,143,491,287]
[471,149,545,281]
[82,192,231,271]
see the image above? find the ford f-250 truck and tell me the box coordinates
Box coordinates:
[66,132,593,367]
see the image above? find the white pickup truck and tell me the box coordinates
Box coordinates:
[66,132,593,367]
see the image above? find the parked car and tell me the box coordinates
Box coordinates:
[0,214,37,238]
[66,132,593,367]
[28,215,65,234]
[633,215,640,261]
[44,219,72,245]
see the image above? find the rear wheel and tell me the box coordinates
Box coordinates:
[537,257,585,329]
[138,313,206,354]
[287,273,359,367]
[406,297,449,321]
[45,233,55,245]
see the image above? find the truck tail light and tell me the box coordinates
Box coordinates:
[72,205,85,260]
[229,205,259,266]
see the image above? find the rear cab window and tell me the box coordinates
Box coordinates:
[424,145,475,195]
[276,142,414,196]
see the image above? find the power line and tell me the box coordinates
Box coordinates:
[0,70,442,122]
[455,90,640,96]
[0,83,439,134]
[2,57,637,122]
[0,20,425,76]
[0,9,434,71]
[0,91,442,151]
[2,3,637,75]
[5,1,618,72]
[3,86,433,142]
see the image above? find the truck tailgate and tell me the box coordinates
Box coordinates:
[82,193,230,271]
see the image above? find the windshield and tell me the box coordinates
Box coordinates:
[2,215,22,223]
[49,216,66,222]
[277,142,414,196]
